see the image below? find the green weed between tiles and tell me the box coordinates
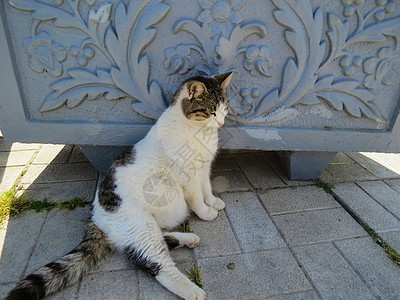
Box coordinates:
[0,188,91,225]
[187,262,203,288]
[362,225,400,267]
[315,179,334,194]
[178,220,192,233]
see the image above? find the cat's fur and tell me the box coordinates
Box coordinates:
[6,72,233,300]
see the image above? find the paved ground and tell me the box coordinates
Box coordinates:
[1,137,400,299]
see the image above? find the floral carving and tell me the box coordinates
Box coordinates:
[196,0,246,37]
[363,46,400,90]
[24,31,67,77]
[8,0,400,125]
[9,0,170,119]
[243,46,271,77]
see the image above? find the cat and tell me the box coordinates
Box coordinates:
[6,72,233,300]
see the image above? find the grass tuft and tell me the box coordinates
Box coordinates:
[29,198,57,212]
[58,197,90,210]
[178,220,192,233]
[186,262,203,288]
[315,179,334,194]
[362,225,400,267]
[0,189,91,226]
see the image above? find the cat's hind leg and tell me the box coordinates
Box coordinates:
[114,216,205,300]
[163,232,200,249]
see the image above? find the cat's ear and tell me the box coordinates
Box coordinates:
[214,72,233,90]
[188,82,207,100]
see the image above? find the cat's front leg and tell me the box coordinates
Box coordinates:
[202,163,225,211]
[184,178,218,222]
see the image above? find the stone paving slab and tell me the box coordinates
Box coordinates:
[20,163,98,184]
[347,152,400,179]
[272,208,367,247]
[335,237,400,300]
[333,183,400,231]
[0,211,47,283]
[293,243,375,300]
[357,180,400,221]
[0,141,41,152]
[222,192,285,252]
[22,180,97,203]
[320,163,377,183]
[190,211,241,259]
[259,186,341,215]
[32,144,74,165]
[78,269,138,299]
[0,166,24,193]
[26,207,91,274]
[261,152,315,187]
[263,290,319,300]
[379,230,400,254]
[210,170,252,193]
[212,153,240,171]
[198,249,312,299]
[384,178,400,194]
[69,146,90,163]
[233,153,286,189]
[0,150,36,167]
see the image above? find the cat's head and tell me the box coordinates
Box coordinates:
[173,72,233,128]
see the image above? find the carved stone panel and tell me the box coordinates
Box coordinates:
[1,0,400,141]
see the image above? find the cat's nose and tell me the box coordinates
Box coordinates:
[217,120,224,127]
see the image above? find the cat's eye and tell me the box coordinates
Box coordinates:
[210,112,216,116]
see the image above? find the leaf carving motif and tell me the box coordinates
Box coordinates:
[9,0,170,120]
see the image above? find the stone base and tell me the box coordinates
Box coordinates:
[79,145,127,175]
[277,151,337,181]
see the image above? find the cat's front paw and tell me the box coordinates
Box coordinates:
[196,206,218,222]
[184,282,206,300]
[205,196,225,211]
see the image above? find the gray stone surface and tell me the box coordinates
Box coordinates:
[259,186,341,215]
[20,163,98,184]
[272,208,366,246]
[233,153,286,188]
[0,211,47,282]
[0,284,14,299]
[335,237,400,300]
[385,179,400,193]
[222,192,285,251]
[47,285,79,300]
[69,146,90,163]
[0,150,35,167]
[26,207,91,274]
[198,249,312,299]
[211,154,240,171]
[0,141,41,152]
[277,151,337,181]
[320,163,377,182]
[261,152,314,186]
[190,212,241,259]
[357,181,400,220]
[78,269,138,299]
[379,230,400,254]
[263,290,319,300]
[23,180,97,203]
[210,170,251,193]
[93,251,133,273]
[293,243,375,300]
[32,144,74,165]
[347,152,400,179]
[0,166,24,192]
[333,183,400,231]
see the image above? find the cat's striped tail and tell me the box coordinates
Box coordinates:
[6,221,112,300]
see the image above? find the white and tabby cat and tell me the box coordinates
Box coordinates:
[6,72,233,300]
